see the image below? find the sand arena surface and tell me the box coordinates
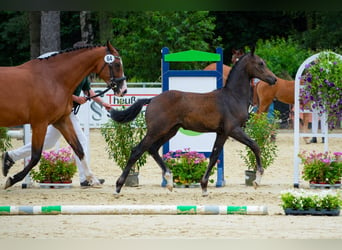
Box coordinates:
[0,129,341,239]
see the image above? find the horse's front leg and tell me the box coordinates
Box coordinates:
[201,134,227,197]
[5,124,47,189]
[54,116,100,187]
[230,126,263,188]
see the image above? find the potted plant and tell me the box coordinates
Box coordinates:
[298,150,342,188]
[280,189,342,216]
[30,146,77,188]
[163,148,216,188]
[100,106,147,187]
[300,51,342,130]
[0,127,12,153]
[239,111,279,186]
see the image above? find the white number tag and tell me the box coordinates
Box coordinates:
[104,54,115,63]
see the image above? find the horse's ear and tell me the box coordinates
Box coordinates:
[250,45,255,56]
[106,40,111,48]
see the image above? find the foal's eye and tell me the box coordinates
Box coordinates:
[259,61,264,66]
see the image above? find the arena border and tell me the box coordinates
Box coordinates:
[0,205,268,215]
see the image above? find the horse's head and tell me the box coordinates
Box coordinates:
[231,48,245,65]
[97,41,127,97]
[243,48,277,85]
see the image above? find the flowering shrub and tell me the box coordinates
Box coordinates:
[298,150,342,184]
[163,148,215,185]
[239,112,279,171]
[300,51,342,129]
[280,189,342,210]
[30,147,77,183]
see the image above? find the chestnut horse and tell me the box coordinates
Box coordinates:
[109,48,277,196]
[0,41,127,189]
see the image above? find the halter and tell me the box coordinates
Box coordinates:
[90,47,126,101]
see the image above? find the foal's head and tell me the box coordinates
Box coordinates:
[97,41,127,97]
[242,47,277,85]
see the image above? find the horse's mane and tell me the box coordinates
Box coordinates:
[38,44,102,60]
[223,53,249,88]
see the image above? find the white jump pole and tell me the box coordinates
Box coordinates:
[0,205,268,216]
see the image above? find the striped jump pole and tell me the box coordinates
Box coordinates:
[0,205,268,216]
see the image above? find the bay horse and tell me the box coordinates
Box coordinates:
[110,48,277,196]
[0,41,127,189]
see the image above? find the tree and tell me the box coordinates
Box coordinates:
[40,11,61,54]
[110,11,221,82]
[80,11,94,44]
[29,11,40,59]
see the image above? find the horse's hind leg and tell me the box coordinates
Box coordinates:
[147,128,179,192]
[115,137,151,194]
[201,133,227,196]
[54,115,100,187]
[5,124,47,189]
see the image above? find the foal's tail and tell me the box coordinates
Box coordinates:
[109,98,152,123]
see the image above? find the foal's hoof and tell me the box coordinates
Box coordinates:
[253,180,259,189]
[166,184,173,192]
[202,191,209,197]
[4,177,13,189]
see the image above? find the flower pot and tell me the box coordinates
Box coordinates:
[174,182,201,188]
[245,170,256,186]
[309,182,341,189]
[39,181,73,189]
[284,208,340,216]
[124,172,139,187]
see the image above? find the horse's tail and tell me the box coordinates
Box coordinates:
[109,98,152,123]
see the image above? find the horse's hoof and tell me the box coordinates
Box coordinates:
[113,192,122,198]
[202,191,209,197]
[253,180,259,189]
[5,177,13,189]
[166,184,173,192]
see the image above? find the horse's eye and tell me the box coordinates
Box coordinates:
[259,62,264,66]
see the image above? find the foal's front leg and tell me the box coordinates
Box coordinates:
[201,134,227,196]
[230,126,263,188]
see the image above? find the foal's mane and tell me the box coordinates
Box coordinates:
[223,52,249,88]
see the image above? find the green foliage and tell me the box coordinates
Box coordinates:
[300,51,342,130]
[239,112,279,171]
[110,11,221,82]
[0,127,12,153]
[280,189,342,210]
[163,148,215,185]
[298,151,342,184]
[100,107,147,172]
[254,37,312,79]
[30,147,77,183]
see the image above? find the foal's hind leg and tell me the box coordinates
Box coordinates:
[147,129,179,192]
[230,126,263,188]
[201,133,228,196]
[5,124,47,189]
[115,137,152,194]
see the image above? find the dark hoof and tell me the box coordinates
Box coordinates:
[2,152,15,177]
[5,177,13,189]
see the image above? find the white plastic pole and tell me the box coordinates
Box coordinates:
[0,205,268,216]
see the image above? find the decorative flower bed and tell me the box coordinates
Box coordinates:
[30,146,77,186]
[280,189,341,216]
[163,148,215,187]
[298,150,342,186]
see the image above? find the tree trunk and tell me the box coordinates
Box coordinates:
[29,11,41,59]
[80,11,94,44]
[98,11,113,44]
[40,11,61,54]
